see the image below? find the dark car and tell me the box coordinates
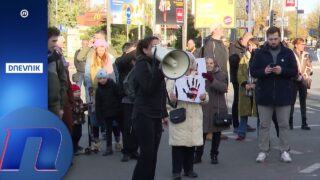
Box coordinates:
[305,46,319,62]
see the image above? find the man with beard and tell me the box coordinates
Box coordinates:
[250,27,297,163]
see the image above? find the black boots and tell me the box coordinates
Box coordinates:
[172,173,182,180]
[301,124,311,130]
[121,154,130,162]
[211,154,218,164]
[102,146,113,156]
[193,155,202,164]
[183,171,198,178]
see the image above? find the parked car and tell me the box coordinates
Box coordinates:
[305,46,319,62]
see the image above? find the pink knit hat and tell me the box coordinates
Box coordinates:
[94,39,109,48]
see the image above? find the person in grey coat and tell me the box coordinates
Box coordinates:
[203,24,228,74]
[194,57,229,165]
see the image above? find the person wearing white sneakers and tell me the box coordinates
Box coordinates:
[250,27,298,163]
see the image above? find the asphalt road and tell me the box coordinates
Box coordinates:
[64,62,320,180]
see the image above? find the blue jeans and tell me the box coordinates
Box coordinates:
[76,72,85,88]
[238,116,248,137]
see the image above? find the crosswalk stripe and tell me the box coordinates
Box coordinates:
[300,163,320,173]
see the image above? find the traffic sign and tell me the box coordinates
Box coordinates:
[126,7,131,24]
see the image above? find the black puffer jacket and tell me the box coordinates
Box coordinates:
[133,55,168,119]
[95,80,121,120]
[229,40,246,83]
[115,50,136,97]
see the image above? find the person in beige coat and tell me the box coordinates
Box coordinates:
[289,38,313,130]
[194,57,229,165]
[167,53,209,180]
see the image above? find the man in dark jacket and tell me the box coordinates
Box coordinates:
[203,24,228,74]
[250,27,298,163]
[229,32,253,131]
[186,39,200,58]
[74,40,89,87]
[56,35,75,134]
[48,27,68,119]
[115,42,140,162]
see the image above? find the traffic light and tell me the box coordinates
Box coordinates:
[270,10,277,27]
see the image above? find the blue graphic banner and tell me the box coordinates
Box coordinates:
[0,0,47,118]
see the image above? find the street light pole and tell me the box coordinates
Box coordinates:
[281,0,285,40]
[248,0,253,33]
[106,0,111,45]
[182,0,188,50]
[266,0,274,41]
[268,0,274,27]
[55,0,58,27]
[295,0,298,37]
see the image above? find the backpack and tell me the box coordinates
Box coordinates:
[123,62,152,100]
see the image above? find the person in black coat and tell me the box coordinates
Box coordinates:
[115,43,140,162]
[132,36,169,180]
[95,69,121,156]
[250,27,297,163]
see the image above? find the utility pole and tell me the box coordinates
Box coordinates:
[182,0,188,50]
[106,0,112,45]
[295,0,299,37]
[281,0,285,40]
[266,0,274,41]
[55,0,58,27]
[248,0,253,33]
[268,0,274,27]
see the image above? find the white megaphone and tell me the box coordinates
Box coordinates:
[151,44,190,79]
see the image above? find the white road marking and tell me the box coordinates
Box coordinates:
[300,163,320,173]
[294,124,320,128]
[290,150,303,155]
[272,146,303,155]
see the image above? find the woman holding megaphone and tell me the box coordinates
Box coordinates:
[131,36,169,180]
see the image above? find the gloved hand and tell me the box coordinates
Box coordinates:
[202,72,214,83]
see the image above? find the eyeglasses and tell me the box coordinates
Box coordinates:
[97,77,107,80]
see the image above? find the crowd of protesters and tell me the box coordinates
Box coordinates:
[48,24,313,179]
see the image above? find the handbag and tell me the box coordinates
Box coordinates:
[167,84,186,124]
[169,108,186,124]
[304,77,312,89]
[213,93,232,127]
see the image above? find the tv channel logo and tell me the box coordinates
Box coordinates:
[0,107,73,180]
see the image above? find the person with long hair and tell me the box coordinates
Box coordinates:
[84,39,116,152]
[236,38,259,140]
[132,36,169,180]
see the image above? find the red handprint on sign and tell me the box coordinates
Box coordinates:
[183,77,200,101]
